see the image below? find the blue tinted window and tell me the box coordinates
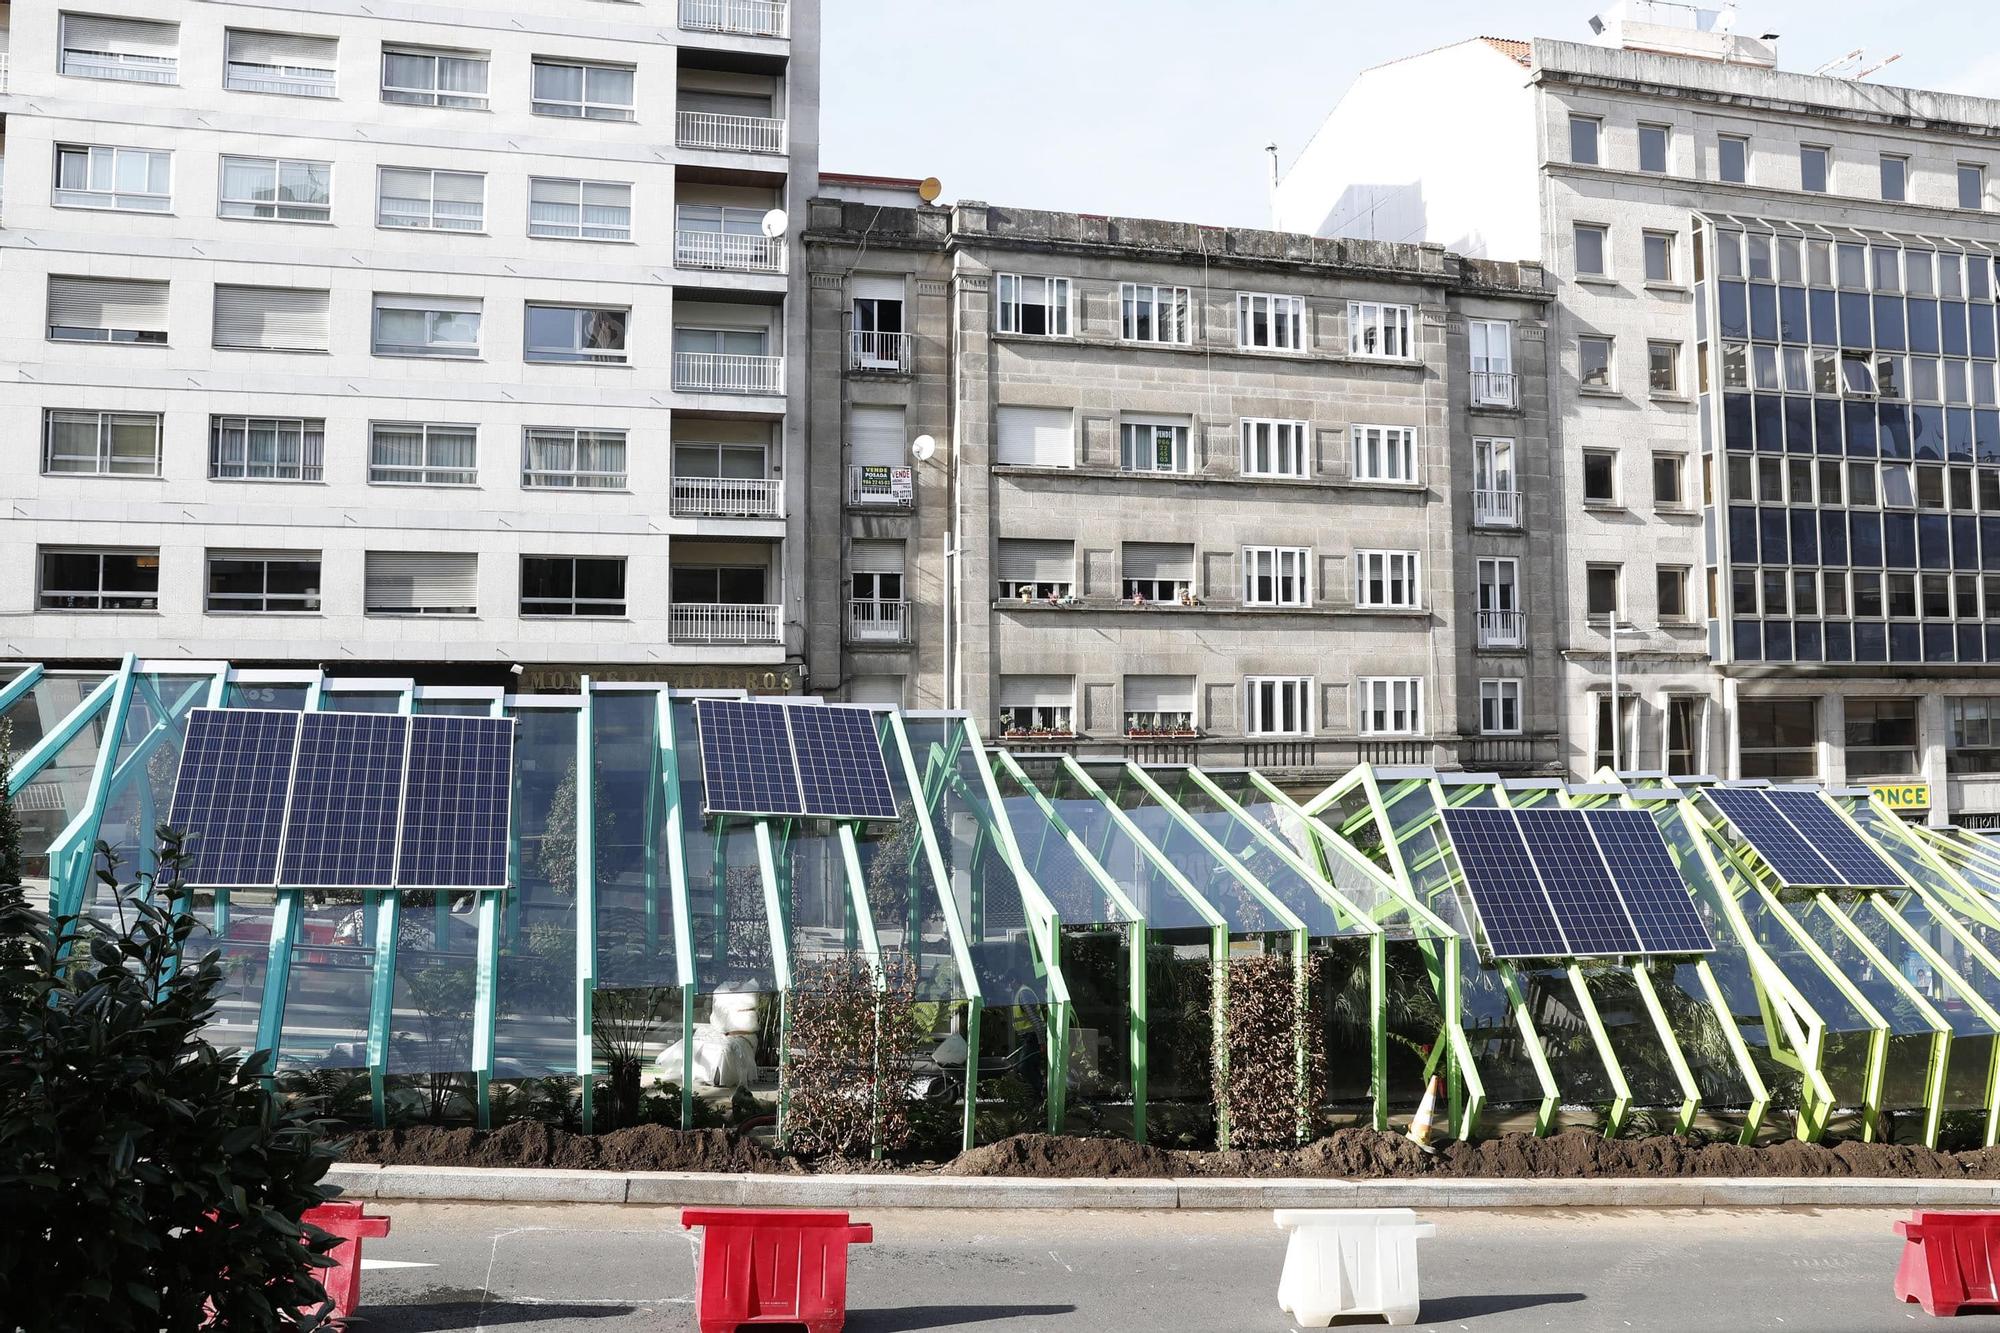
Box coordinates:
[1959,625,1984,662]
[1755,395,1784,451]
[1872,295,1906,351]
[1924,624,1955,661]
[1759,507,1789,563]
[1845,401,1878,455]
[1795,620,1823,661]
[1855,620,1888,660]
[1941,301,1969,357]
[1851,511,1884,565]
[1824,621,1853,661]
[1890,623,1922,662]
[1885,512,1918,568]
[1973,308,1997,360]
[1724,392,1754,450]
[1729,504,1759,560]
[1949,407,1976,460]
[1750,285,1779,341]
[1840,291,1872,349]
[1809,289,1839,347]
[1986,624,2000,659]
[1790,508,1819,564]
[1878,403,1911,458]
[1763,620,1794,661]
[1815,398,1844,453]
[1983,516,2000,569]
[1953,515,1980,567]
[1978,410,2000,463]
[1720,281,1749,339]
[1912,405,1946,461]
[1820,510,1848,564]
[1733,620,1762,660]
[1919,513,1951,568]
[1907,298,1940,354]
[1784,397,1813,453]
[1779,286,1809,343]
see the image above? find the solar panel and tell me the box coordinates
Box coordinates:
[1585,808,1715,953]
[396,715,513,889]
[1764,790,1904,889]
[1515,808,1641,956]
[788,706,899,820]
[280,713,410,887]
[1705,788,1843,885]
[1440,807,1569,958]
[698,699,803,816]
[167,708,300,887]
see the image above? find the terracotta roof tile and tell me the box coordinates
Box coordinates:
[1480,36,1532,67]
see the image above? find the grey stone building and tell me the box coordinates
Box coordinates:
[804,182,1558,775]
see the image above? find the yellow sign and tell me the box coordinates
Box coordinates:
[1871,782,1931,812]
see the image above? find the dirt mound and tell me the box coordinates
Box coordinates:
[942,1133,1180,1178]
[338,1121,789,1174]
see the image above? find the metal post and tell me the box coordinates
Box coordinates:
[1609,618,1621,775]
[575,687,598,1135]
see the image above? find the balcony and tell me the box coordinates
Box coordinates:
[1477,608,1526,649]
[679,0,788,38]
[0,52,10,93]
[673,351,785,396]
[1474,488,1521,527]
[676,229,785,274]
[671,476,784,519]
[848,464,914,508]
[849,330,911,372]
[669,602,781,644]
[1471,370,1518,407]
[848,599,911,644]
[677,110,787,155]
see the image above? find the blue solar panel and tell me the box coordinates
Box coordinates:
[1764,790,1904,889]
[167,708,300,887]
[1440,807,1569,958]
[789,706,899,820]
[1706,788,1843,885]
[1515,807,1641,956]
[698,699,803,816]
[396,715,513,889]
[1585,808,1715,953]
[280,713,409,887]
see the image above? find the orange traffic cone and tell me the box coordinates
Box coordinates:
[1405,1074,1445,1154]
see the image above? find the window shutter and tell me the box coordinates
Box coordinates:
[225,29,335,65]
[1123,675,1194,713]
[62,14,180,55]
[849,405,907,466]
[996,539,1073,583]
[999,675,1072,708]
[995,406,1073,467]
[364,551,476,611]
[48,275,168,332]
[433,171,485,205]
[1120,542,1195,582]
[213,285,329,351]
[847,675,905,707]
[848,540,903,574]
[852,274,905,301]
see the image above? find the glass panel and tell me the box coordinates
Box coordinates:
[988,763,1129,926]
[89,674,215,912]
[278,889,374,1072]
[386,891,479,1086]
[670,701,780,997]
[592,693,681,990]
[198,887,278,1058]
[1580,967,1685,1130]
[1058,923,1135,1138]
[494,708,580,1077]
[1079,761,1286,935]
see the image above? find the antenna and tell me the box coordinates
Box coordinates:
[917,177,942,203]
[1813,49,1862,77]
[1856,52,1902,81]
[759,208,789,239]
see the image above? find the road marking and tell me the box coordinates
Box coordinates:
[360,1259,437,1271]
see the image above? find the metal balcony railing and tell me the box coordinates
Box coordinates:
[0,53,10,93]
[1474,488,1521,527]
[849,329,911,371]
[670,476,784,518]
[848,464,914,508]
[1477,607,1526,649]
[676,110,787,155]
[59,51,177,84]
[668,602,781,644]
[673,350,785,395]
[676,229,785,274]
[848,599,910,644]
[679,0,788,37]
[1471,370,1518,406]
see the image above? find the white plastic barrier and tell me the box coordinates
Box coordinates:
[1274,1208,1436,1328]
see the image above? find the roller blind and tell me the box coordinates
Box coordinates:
[849,405,907,466]
[1124,675,1195,713]
[995,406,1073,467]
[48,275,168,332]
[852,274,904,301]
[364,551,476,612]
[224,29,335,66]
[847,676,904,707]
[996,539,1073,582]
[999,675,1072,708]
[213,285,329,351]
[62,14,180,55]
[1120,542,1195,581]
[848,540,903,574]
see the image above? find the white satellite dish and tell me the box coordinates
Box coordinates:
[760,208,789,239]
[910,434,938,463]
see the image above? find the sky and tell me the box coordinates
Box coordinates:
[820,1,2000,228]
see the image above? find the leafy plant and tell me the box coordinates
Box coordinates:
[784,954,921,1158]
[0,720,22,888]
[0,835,339,1329]
[593,986,679,1130]
[1216,952,1325,1150]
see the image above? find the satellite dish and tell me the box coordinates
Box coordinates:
[917,177,943,204]
[910,434,938,463]
[760,208,789,239]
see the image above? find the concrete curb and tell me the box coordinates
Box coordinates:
[327,1163,2000,1210]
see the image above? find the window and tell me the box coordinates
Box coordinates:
[1240,419,1310,478]
[53,144,171,212]
[223,30,336,98]
[670,564,766,605]
[38,548,160,610]
[1846,699,1919,779]
[531,58,635,121]
[1119,420,1190,474]
[1657,565,1690,621]
[1880,154,1909,203]
[1469,319,1514,403]
[1568,115,1599,166]
[47,276,167,344]
[1718,134,1749,184]
[1124,676,1196,737]
[996,539,1074,601]
[1638,122,1670,174]
[998,677,1074,737]
[1582,449,1617,503]
[1358,677,1423,735]
[377,167,485,231]
[1593,694,1638,772]
[59,14,178,84]
[525,304,629,364]
[1347,301,1412,359]
[1666,697,1705,774]
[381,45,489,109]
[1476,557,1520,648]
[1949,698,2000,773]
[1648,340,1681,394]
[1738,699,1818,778]
[1480,680,1523,735]
[1801,145,1830,193]
[1121,543,1195,603]
[370,422,476,486]
[521,556,627,617]
[1587,563,1622,619]
[675,441,767,480]
[1354,550,1420,609]
[211,416,324,481]
[996,274,1070,337]
[364,551,477,615]
[994,406,1073,468]
[679,203,772,268]
[1652,452,1685,507]
[1243,546,1311,607]
[1474,437,1517,512]
[522,427,627,489]
[532,178,634,241]
[43,409,161,476]
[1246,677,1314,736]
[206,552,321,613]
[1579,335,1614,390]
[850,286,904,368]
[1643,230,1675,283]
[218,155,331,223]
[373,294,481,357]
[1121,284,1192,344]
[1238,293,1305,350]
[1961,163,1987,211]
[1574,223,1608,277]
[212,285,329,352]
[1350,425,1417,483]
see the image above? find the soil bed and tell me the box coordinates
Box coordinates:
[339,1124,2000,1180]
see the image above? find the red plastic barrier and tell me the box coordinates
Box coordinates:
[682,1207,873,1333]
[1895,1210,2000,1317]
[302,1200,392,1320]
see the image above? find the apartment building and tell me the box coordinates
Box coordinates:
[803,186,1558,774]
[1277,2,2000,823]
[0,0,818,691]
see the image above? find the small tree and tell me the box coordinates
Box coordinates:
[0,720,23,888]
[784,954,921,1158]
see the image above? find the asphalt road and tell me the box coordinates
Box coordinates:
[349,1202,1962,1332]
